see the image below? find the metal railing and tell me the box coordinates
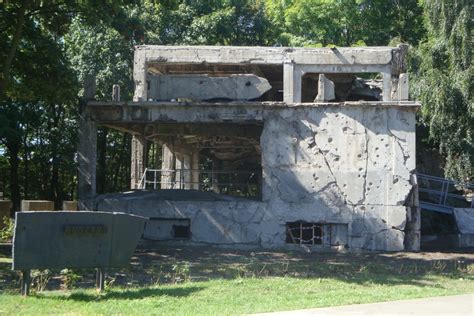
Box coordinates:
[417,173,474,214]
[138,168,261,198]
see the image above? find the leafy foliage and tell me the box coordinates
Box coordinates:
[264,0,425,47]
[0,216,14,243]
[0,0,469,206]
[411,0,473,181]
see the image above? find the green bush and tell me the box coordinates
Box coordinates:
[0,216,14,243]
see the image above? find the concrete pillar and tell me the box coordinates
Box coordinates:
[404,174,420,251]
[382,71,392,101]
[177,154,191,189]
[283,61,302,104]
[78,75,97,211]
[174,154,184,189]
[211,158,220,193]
[161,143,175,189]
[133,49,148,102]
[191,149,200,190]
[398,73,409,101]
[314,74,335,102]
[112,84,121,102]
[130,135,147,189]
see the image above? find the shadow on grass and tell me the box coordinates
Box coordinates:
[35,285,205,302]
[132,245,474,288]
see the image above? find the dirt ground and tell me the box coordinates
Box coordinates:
[1,243,473,292]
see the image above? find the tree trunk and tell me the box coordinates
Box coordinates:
[7,142,21,213]
[97,127,108,194]
[0,1,29,99]
[23,127,28,200]
[49,149,60,209]
[48,104,63,209]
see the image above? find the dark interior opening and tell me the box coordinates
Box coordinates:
[173,225,191,239]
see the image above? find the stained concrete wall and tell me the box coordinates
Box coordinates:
[96,104,418,252]
[260,105,417,251]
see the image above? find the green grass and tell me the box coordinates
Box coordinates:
[0,271,473,315]
[0,247,473,315]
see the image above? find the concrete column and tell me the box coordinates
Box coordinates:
[174,154,184,189]
[182,154,192,189]
[283,61,302,104]
[161,143,175,189]
[211,158,220,193]
[191,149,200,190]
[398,73,409,101]
[130,135,147,189]
[78,75,97,211]
[382,71,392,101]
[314,74,335,102]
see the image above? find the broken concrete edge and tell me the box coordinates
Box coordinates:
[87,100,420,109]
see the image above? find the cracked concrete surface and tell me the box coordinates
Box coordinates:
[259,106,417,251]
[96,105,418,252]
[85,45,419,252]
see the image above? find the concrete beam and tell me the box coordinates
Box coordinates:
[146,123,262,140]
[136,45,396,66]
[148,74,271,101]
[87,101,419,126]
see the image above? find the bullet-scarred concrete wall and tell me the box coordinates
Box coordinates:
[96,104,419,252]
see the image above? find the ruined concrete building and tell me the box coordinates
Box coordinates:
[78,45,420,251]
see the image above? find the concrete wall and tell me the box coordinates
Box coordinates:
[260,105,417,251]
[96,104,418,252]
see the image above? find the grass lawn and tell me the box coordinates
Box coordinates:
[0,245,473,315]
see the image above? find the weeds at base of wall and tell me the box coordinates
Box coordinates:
[59,269,82,290]
[31,269,52,292]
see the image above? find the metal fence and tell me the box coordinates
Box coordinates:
[138,168,261,198]
[417,173,474,214]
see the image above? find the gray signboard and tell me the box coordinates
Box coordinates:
[12,211,146,294]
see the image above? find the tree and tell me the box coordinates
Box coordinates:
[410,0,473,181]
[264,0,425,47]
[0,0,137,100]
[0,1,136,209]
[65,17,136,193]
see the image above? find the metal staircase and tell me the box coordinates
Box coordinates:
[417,173,474,214]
